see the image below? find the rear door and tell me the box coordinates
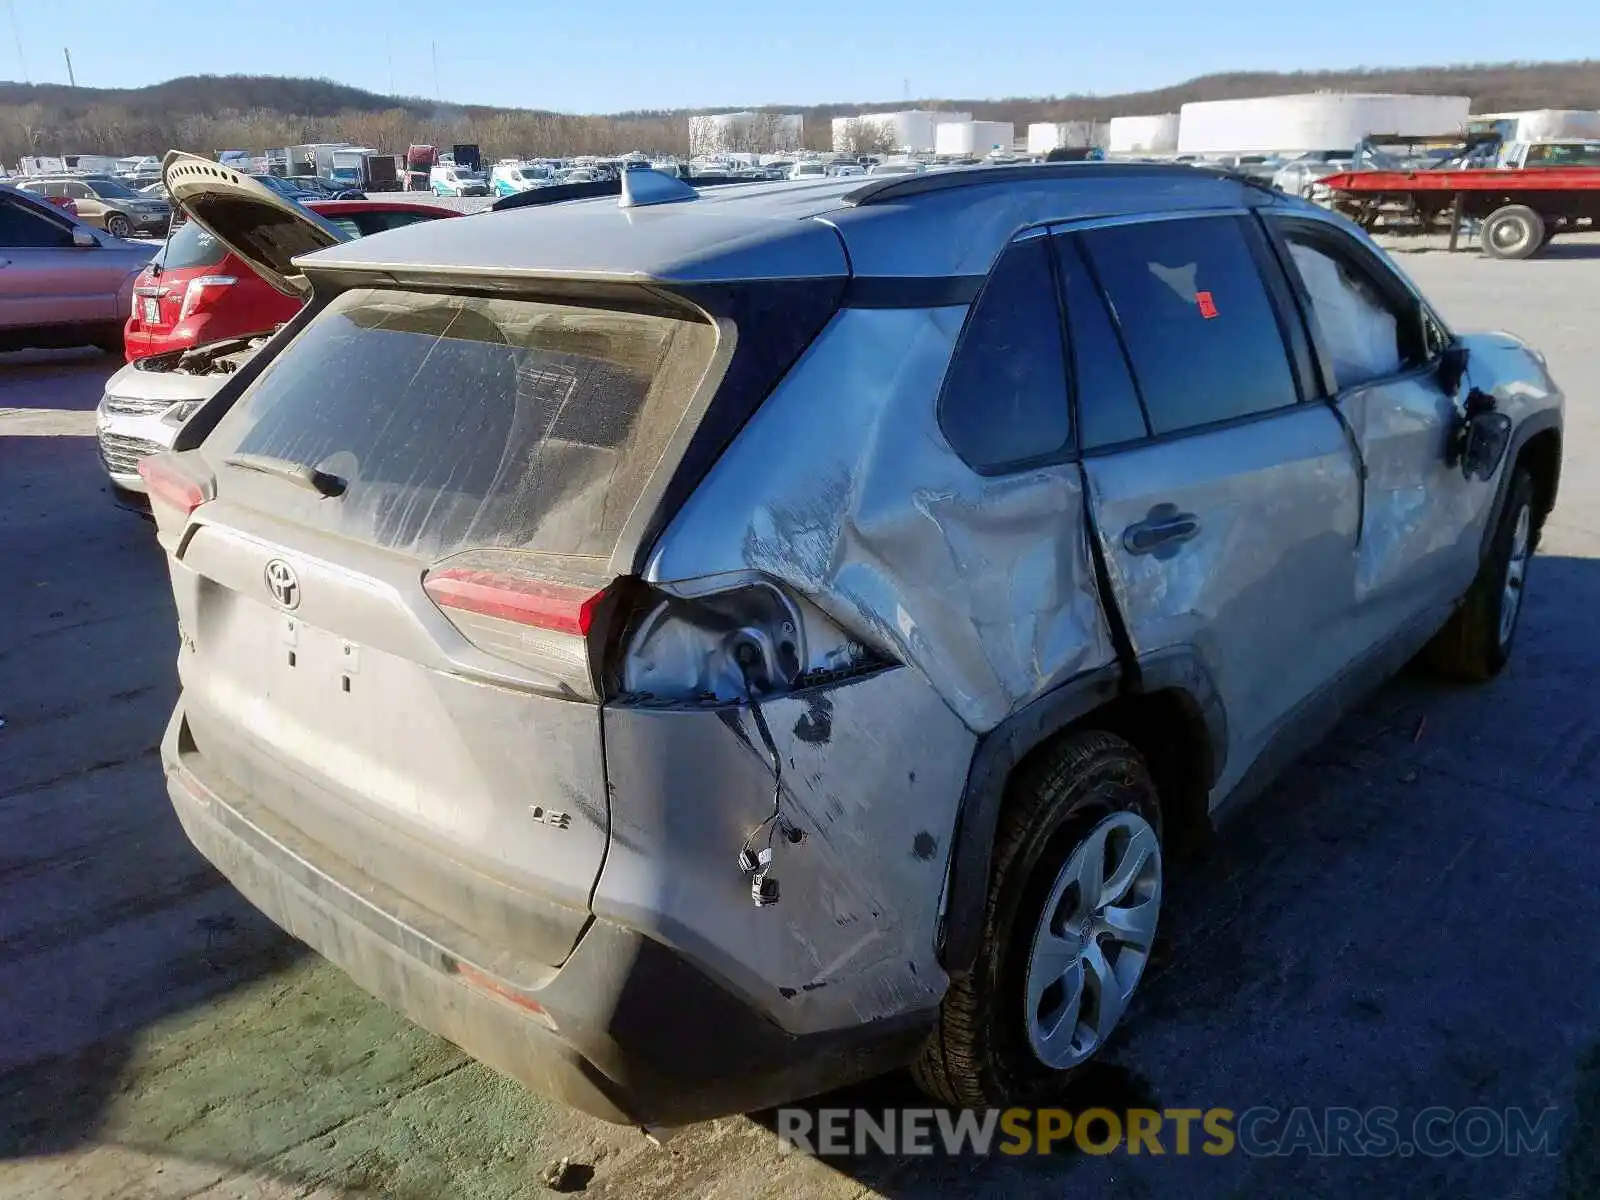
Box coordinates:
[164,287,719,968]
[1264,215,1490,643]
[1065,213,1364,799]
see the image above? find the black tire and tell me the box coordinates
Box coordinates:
[913,731,1162,1108]
[104,212,134,239]
[1425,467,1536,682]
[1480,205,1545,260]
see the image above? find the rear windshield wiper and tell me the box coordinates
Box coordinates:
[223,453,347,498]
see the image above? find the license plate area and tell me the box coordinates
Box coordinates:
[140,296,160,324]
[279,615,360,690]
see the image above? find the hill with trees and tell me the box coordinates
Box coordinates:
[1,61,1597,164]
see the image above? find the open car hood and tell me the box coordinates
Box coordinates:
[162,151,348,299]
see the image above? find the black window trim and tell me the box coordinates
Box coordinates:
[1064,209,1316,451]
[1050,231,1153,449]
[935,230,1078,478]
[1259,212,1453,400]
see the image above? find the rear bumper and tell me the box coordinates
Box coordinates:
[161,706,929,1125]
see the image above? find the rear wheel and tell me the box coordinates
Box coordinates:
[104,212,134,239]
[913,731,1163,1108]
[1480,205,1545,260]
[1425,467,1536,681]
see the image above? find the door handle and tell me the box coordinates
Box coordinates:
[1122,504,1201,557]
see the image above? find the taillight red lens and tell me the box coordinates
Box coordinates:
[423,568,605,636]
[177,275,237,322]
[138,455,206,517]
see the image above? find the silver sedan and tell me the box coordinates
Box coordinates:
[0,183,155,354]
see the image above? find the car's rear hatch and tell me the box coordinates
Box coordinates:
[149,165,847,974]
[158,284,723,974]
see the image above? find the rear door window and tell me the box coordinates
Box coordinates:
[202,289,717,561]
[938,237,1072,472]
[1080,215,1300,435]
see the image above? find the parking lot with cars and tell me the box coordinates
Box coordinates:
[3,194,1599,1200]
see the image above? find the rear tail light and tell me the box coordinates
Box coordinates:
[422,554,612,696]
[423,568,603,636]
[177,275,237,321]
[619,581,885,704]
[138,453,212,518]
[422,558,889,703]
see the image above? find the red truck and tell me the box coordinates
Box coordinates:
[405,144,438,191]
[1317,161,1600,260]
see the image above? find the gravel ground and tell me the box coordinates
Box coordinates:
[1,238,1597,1199]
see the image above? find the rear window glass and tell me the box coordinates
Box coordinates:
[156,221,229,270]
[203,289,717,561]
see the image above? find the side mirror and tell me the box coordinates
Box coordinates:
[1437,342,1469,396]
[71,226,98,248]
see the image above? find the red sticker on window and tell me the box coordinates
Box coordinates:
[1196,290,1218,319]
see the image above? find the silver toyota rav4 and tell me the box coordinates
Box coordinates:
[144,155,1563,1126]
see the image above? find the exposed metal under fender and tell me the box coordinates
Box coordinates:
[597,665,978,1035]
[643,305,1119,733]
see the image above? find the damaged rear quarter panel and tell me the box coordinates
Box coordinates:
[596,666,977,1034]
[643,305,1117,734]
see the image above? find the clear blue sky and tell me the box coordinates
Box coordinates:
[6,0,1598,113]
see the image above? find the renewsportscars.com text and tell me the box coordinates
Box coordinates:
[775,1106,1563,1158]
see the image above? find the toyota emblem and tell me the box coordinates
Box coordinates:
[264,559,301,610]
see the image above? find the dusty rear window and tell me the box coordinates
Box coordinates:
[202,288,717,560]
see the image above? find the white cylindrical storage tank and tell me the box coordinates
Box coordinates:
[1176,93,1471,156]
[1027,121,1107,155]
[935,120,1015,157]
[1472,109,1600,141]
[1107,114,1180,154]
[832,110,972,154]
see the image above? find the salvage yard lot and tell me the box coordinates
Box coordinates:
[2,239,1599,1199]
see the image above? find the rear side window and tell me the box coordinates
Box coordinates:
[1081,216,1299,435]
[939,238,1071,472]
[203,289,717,561]
[156,221,229,270]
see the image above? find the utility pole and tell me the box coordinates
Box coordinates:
[6,0,27,83]
[431,41,439,102]
[62,46,75,86]
[386,32,394,95]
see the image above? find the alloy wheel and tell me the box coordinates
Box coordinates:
[1024,811,1162,1070]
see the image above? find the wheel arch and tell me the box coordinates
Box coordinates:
[1518,426,1562,536]
[1481,410,1562,560]
[938,649,1225,976]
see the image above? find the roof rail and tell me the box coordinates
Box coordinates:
[841,160,1277,207]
